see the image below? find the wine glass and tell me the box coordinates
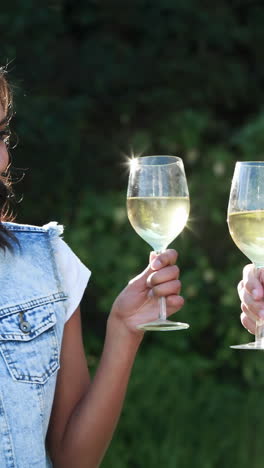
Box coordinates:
[227,161,264,350]
[127,155,190,331]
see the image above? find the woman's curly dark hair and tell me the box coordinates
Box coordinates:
[0,67,16,249]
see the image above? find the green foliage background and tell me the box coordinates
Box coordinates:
[3,1,264,466]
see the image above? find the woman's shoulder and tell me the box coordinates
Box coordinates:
[3,220,64,236]
[2,221,65,254]
[5,220,91,281]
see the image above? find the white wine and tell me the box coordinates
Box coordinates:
[127,196,190,252]
[228,210,264,266]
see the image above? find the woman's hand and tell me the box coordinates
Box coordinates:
[108,249,184,340]
[238,264,264,334]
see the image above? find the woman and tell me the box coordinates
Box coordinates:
[0,68,185,467]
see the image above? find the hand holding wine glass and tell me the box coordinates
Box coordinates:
[127,155,190,331]
[227,161,264,349]
[237,264,264,336]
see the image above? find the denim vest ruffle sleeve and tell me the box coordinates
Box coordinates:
[0,222,68,467]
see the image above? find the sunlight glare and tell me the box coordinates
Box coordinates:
[128,156,139,173]
[121,150,143,174]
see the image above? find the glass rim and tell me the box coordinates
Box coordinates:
[236,161,264,166]
[133,155,183,166]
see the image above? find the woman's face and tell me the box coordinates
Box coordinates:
[0,103,9,173]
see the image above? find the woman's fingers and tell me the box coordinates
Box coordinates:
[166,295,185,313]
[133,295,184,327]
[149,249,178,270]
[240,312,255,335]
[240,302,259,322]
[129,250,179,290]
[147,265,180,287]
[146,251,182,300]
[239,288,264,319]
[242,264,264,300]
[238,265,264,322]
[148,279,182,298]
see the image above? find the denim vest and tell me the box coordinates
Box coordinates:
[0,222,68,467]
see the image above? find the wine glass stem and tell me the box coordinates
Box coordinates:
[255,319,264,346]
[156,250,167,321]
[159,296,167,321]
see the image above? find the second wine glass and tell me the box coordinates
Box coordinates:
[127,155,190,331]
[227,161,264,349]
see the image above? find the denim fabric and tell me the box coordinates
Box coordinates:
[0,222,68,467]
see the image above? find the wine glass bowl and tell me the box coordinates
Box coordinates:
[127,155,190,331]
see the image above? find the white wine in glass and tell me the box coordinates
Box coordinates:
[227,161,264,349]
[127,155,190,331]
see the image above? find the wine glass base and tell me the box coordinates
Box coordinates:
[137,319,189,332]
[230,341,264,350]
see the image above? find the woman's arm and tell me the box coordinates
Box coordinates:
[46,307,140,468]
[47,250,184,468]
